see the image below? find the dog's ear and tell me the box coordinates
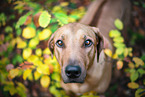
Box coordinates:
[48,34,54,59]
[92,27,108,62]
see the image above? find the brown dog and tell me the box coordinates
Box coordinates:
[48,0,130,95]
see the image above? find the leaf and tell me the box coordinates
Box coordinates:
[34,12,41,27]
[35,48,42,56]
[104,49,112,57]
[128,82,139,89]
[23,69,32,80]
[133,57,144,66]
[37,64,50,75]
[40,75,50,88]
[128,62,135,69]
[124,48,128,57]
[113,36,124,43]
[137,68,145,77]
[112,53,118,59]
[16,15,27,28]
[135,89,145,97]
[39,11,51,28]
[43,48,51,55]
[22,27,36,39]
[9,68,19,79]
[116,48,124,55]
[113,42,126,48]
[34,71,41,80]
[17,40,27,49]
[51,73,61,81]
[28,38,39,48]
[16,12,32,28]
[22,48,32,59]
[60,2,69,7]
[5,26,13,33]
[38,29,52,40]
[114,19,123,30]
[27,55,39,64]
[109,30,121,38]
[116,60,123,70]
[130,71,139,82]
[54,13,68,26]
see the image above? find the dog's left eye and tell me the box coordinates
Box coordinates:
[56,40,64,48]
[84,39,93,47]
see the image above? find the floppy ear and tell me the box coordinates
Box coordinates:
[91,27,108,62]
[48,34,54,59]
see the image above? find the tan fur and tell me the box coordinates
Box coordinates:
[48,0,131,95]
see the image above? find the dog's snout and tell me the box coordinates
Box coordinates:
[65,65,81,78]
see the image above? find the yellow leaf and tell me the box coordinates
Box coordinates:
[44,57,58,65]
[38,29,52,40]
[117,60,123,70]
[128,62,135,69]
[17,40,27,49]
[9,68,19,79]
[104,49,112,57]
[128,82,139,89]
[33,60,43,66]
[34,71,41,80]
[22,48,32,59]
[133,57,144,66]
[112,53,118,59]
[37,64,50,75]
[23,69,32,80]
[22,27,36,39]
[16,37,23,43]
[60,2,69,7]
[27,55,39,64]
[124,48,128,57]
[40,75,50,88]
[28,38,39,48]
[35,48,42,56]
[43,48,51,55]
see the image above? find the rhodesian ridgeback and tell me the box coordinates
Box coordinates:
[48,0,130,95]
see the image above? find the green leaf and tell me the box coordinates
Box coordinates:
[109,30,121,38]
[113,36,124,43]
[130,71,139,82]
[54,13,68,26]
[51,72,61,81]
[114,19,123,30]
[5,26,13,33]
[39,11,51,28]
[113,43,125,48]
[137,68,145,77]
[116,48,124,55]
[28,38,39,48]
[16,12,32,28]
[135,89,145,97]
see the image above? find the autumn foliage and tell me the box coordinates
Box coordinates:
[0,0,145,97]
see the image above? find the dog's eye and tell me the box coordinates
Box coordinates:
[84,39,93,47]
[56,40,64,47]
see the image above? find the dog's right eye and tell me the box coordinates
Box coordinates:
[56,40,64,48]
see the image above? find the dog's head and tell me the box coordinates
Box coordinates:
[48,23,107,83]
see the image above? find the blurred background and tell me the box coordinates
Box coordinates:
[0,0,145,97]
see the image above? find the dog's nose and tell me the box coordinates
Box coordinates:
[65,65,81,78]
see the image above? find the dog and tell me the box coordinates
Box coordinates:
[48,0,130,95]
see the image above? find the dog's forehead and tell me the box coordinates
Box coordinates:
[54,23,96,39]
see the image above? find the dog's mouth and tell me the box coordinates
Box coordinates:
[63,78,84,83]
